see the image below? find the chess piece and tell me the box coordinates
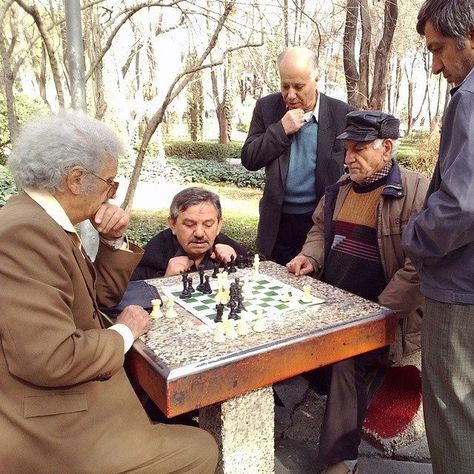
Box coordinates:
[236,319,251,336]
[253,307,266,332]
[280,291,291,303]
[150,299,163,319]
[202,275,213,294]
[228,255,237,273]
[225,320,238,339]
[236,254,246,269]
[211,260,220,278]
[165,298,178,319]
[215,303,225,323]
[213,322,226,343]
[253,254,260,280]
[301,284,313,303]
[180,277,191,299]
[187,276,195,293]
[196,264,205,292]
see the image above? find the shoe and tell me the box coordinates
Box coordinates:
[321,461,360,474]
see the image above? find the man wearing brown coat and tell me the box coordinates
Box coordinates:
[0,111,218,473]
[288,110,428,474]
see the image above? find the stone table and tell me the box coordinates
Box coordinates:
[125,261,396,473]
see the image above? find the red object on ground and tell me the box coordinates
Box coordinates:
[363,365,422,440]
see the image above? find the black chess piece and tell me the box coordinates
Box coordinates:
[180,278,191,299]
[228,255,237,273]
[196,265,205,292]
[187,276,195,293]
[215,303,225,323]
[228,298,239,320]
[211,260,220,278]
[202,275,213,294]
[236,254,246,269]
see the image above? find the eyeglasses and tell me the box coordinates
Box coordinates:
[87,171,119,196]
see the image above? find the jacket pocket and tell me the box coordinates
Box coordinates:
[24,392,88,418]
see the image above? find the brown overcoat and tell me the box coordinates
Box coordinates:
[0,193,169,472]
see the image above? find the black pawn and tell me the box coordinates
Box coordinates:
[228,298,240,320]
[211,260,220,278]
[202,275,213,294]
[228,255,237,273]
[180,278,191,299]
[215,303,225,323]
[237,254,246,269]
[187,276,195,293]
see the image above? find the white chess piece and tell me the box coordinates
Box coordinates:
[253,307,266,332]
[236,319,251,336]
[301,284,313,303]
[165,298,178,319]
[225,319,238,339]
[253,254,260,280]
[150,299,163,318]
[213,322,226,343]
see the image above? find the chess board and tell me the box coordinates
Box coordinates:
[161,271,324,327]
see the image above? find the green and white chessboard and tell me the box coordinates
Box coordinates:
[161,272,324,327]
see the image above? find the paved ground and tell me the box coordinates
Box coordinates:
[273,375,432,474]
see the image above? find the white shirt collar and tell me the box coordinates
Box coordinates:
[25,188,78,234]
[303,92,320,123]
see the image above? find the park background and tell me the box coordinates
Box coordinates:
[0,0,441,251]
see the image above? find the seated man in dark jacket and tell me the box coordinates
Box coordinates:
[132,186,248,279]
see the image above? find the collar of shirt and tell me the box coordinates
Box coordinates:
[450,66,474,96]
[25,188,78,236]
[303,92,320,123]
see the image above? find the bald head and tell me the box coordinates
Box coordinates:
[277,47,319,81]
[277,47,319,112]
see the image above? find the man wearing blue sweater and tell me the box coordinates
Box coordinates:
[241,46,355,265]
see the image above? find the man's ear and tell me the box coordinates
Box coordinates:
[168,216,176,235]
[67,166,86,195]
[217,218,223,235]
[382,139,393,162]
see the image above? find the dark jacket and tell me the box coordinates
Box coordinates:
[131,228,248,280]
[402,68,474,304]
[302,162,429,362]
[241,91,355,257]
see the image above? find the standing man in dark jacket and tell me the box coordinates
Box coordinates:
[402,1,474,472]
[241,46,355,265]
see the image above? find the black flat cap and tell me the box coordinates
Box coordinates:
[337,110,400,141]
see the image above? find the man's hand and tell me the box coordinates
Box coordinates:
[91,203,130,240]
[212,244,237,263]
[286,254,315,276]
[116,305,151,340]
[281,108,305,135]
[165,255,194,277]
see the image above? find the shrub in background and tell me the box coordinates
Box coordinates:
[165,140,242,162]
[0,165,16,206]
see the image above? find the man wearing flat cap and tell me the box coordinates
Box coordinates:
[287,110,429,474]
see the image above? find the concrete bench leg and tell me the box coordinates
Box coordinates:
[199,386,275,473]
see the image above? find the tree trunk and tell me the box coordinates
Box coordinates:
[343,0,361,107]
[369,0,398,110]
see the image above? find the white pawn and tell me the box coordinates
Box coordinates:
[253,307,266,332]
[150,298,163,319]
[165,298,178,319]
[301,284,313,303]
[213,322,226,343]
[253,254,260,280]
[236,319,251,336]
[280,291,291,303]
[225,320,238,340]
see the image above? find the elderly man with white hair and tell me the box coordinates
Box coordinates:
[0,110,217,473]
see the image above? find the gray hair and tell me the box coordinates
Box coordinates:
[373,138,399,159]
[277,46,319,81]
[8,110,123,193]
[417,0,474,50]
[169,187,222,221]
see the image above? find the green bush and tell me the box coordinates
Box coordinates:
[0,165,16,206]
[165,140,242,162]
[168,158,265,188]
